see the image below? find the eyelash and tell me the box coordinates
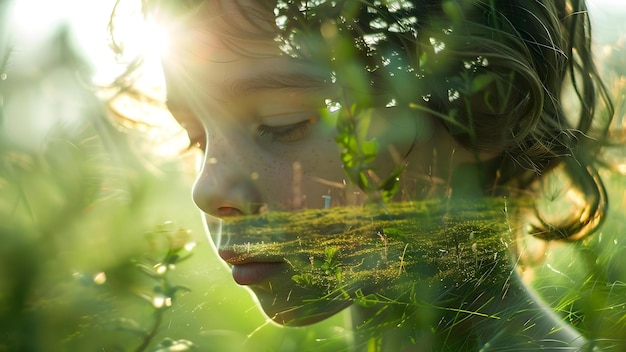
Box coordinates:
[176,115,316,150]
[256,118,315,142]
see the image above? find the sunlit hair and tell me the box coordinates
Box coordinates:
[111,0,614,241]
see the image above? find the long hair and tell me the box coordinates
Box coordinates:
[113,0,614,241]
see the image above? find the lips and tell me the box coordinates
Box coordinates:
[231,262,286,285]
[218,249,286,285]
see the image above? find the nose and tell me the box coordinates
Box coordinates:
[192,133,265,218]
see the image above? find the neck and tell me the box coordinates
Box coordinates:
[349,302,472,351]
[347,267,588,351]
[341,196,587,350]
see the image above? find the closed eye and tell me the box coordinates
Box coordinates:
[256,117,316,142]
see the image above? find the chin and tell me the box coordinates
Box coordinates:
[256,292,353,326]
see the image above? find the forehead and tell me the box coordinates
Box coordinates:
[173,0,277,59]
[162,0,400,103]
[163,1,332,94]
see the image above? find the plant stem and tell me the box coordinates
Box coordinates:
[134,308,164,352]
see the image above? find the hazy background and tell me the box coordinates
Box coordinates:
[2,1,626,351]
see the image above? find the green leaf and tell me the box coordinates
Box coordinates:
[358,172,370,190]
[325,246,337,260]
[379,165,404,202]
[470,74,495,94]
[354,289,379,308]
[361,140,379,159]
[292,273,314,287]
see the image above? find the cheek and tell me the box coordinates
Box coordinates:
[365,113,436,198]
[373,111,434,159]
[264,137,345,210]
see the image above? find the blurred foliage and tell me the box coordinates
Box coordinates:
[0,9,348,352]
[526,21,626,350]
[0,23,198,351]
[529,175,626,350]
[1,2,626,352]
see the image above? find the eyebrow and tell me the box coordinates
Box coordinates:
[228,72,329,95]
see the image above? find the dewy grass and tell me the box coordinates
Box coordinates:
[220,197,522,318]
[4,2,626,350]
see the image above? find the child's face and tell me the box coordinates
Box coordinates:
[162,0,478,326]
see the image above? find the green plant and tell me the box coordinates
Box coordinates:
[331,105,405,204]
[126,223,196,352]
